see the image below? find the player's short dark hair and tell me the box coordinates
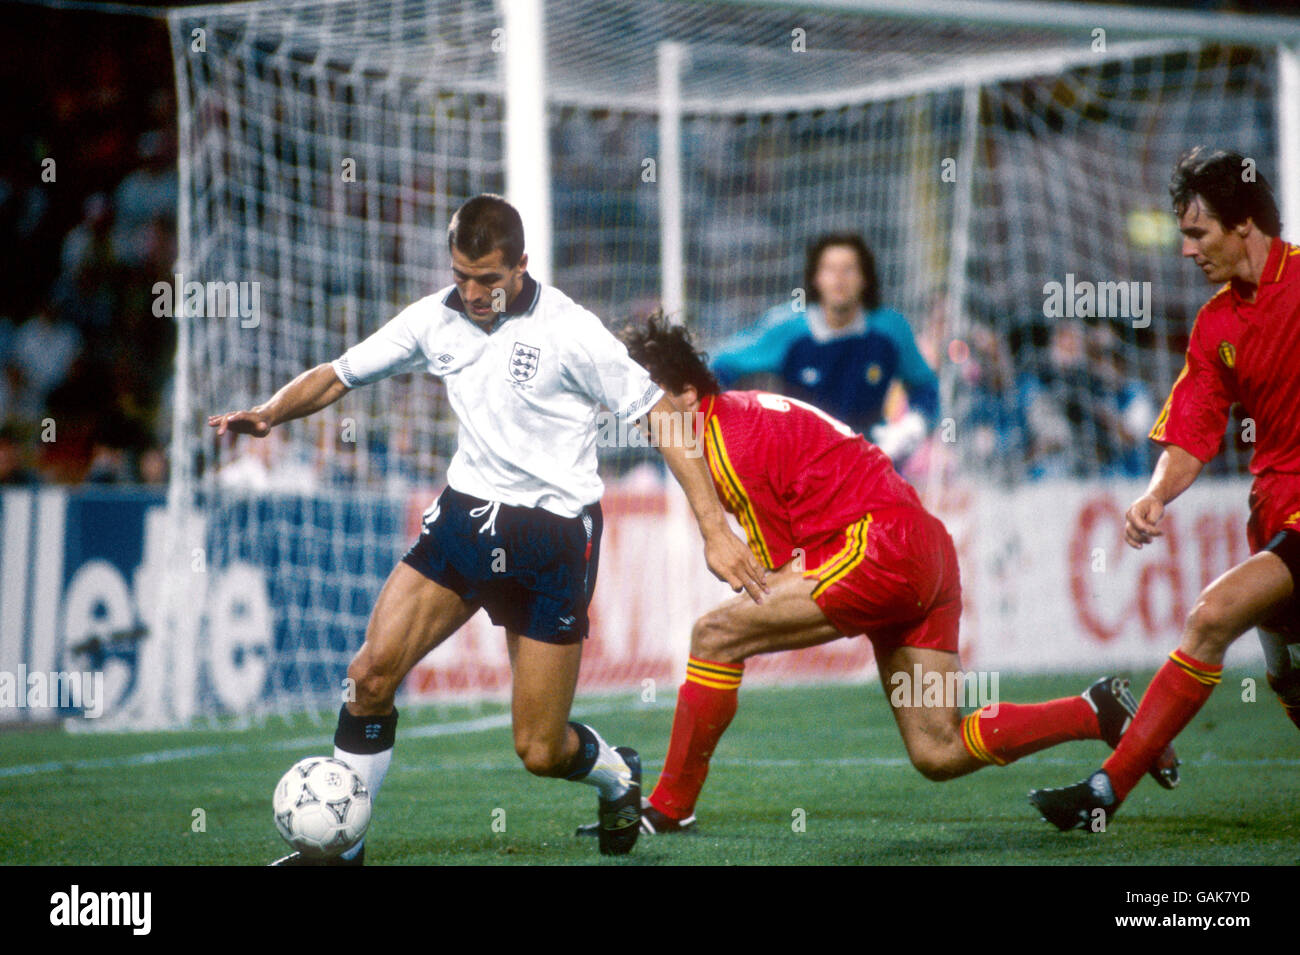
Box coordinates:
[619,311,721,398]
[448,194,526,266]
[805,233,880,311]
[1169,147,1281,237]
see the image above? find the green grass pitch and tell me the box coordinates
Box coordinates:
[1,669,1296,866]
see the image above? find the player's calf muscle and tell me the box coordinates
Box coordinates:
[345,653,399,714]
[892,706,972,780]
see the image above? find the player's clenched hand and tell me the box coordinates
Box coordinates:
[207,410,272,438]
[703,525,769,604]
[1125,493,1165,549]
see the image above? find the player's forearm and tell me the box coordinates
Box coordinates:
[663,446,731,536]
[255,363,350,428]
[1145,445,1204,506]
[650,405,730,538]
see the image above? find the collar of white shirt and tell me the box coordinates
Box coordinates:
[442,271,542,331]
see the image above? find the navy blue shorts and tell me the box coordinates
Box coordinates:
[401,487,602,644]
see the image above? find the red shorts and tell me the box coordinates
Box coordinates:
[1246,471,1300,637]
[800,505,962,655]
[1247,471,1300,553]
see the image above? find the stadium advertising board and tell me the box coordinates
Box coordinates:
[0,479,1258,724]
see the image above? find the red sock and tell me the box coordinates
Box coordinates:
[961,696,1099,766]
[648,657,743,820]
[1104,650,1221,801]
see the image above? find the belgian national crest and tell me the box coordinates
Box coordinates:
[510,342,541,382]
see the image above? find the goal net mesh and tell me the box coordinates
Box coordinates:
[151,0,1281,725]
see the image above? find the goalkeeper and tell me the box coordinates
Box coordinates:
[711,233,938,463]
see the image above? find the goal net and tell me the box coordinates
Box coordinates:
[136,0,1297,726]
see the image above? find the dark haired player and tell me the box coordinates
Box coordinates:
[209,195,765,861]
[711,233,938,461]
[579,317,1176,837]
[1030,148,1300,831]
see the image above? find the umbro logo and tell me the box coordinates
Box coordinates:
[437,353,454,364]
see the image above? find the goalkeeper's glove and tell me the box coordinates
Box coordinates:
[870,410,928,461]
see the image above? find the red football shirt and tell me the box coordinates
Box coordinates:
[1151,237,1300,474]
[700,390,922,569]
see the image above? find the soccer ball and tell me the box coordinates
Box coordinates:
[273,757,371,858]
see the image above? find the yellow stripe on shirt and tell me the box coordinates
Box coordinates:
[705,417,773,569]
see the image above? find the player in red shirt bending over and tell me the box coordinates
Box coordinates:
[1031,147,1300,831]
[581,316,1176,837]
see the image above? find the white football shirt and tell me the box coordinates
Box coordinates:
[330,274,662,517]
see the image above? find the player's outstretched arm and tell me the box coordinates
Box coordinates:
[208,363,350,438]
[1125,445,1204,549]
[646,397,768,603]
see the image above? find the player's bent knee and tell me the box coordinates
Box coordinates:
[908,749,964,782]
[898,722,969,782]
[909,738,972,779]
[689,609,741,661]
[514,738,568,777]
[1184,593,1243,651]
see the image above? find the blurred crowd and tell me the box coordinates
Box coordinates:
[948,313,1252,484]
[0,10,176,486]
[951,319,1159,483]
[0,2,1273,489]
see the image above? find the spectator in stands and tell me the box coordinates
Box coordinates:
[216,426,319,493]
[11,306,82,410]
[137,443,168,485]
[1087,323,1157,478]
[1018,321,1088,479]
[112,130,177,269]
[1018,319,1143,479]
[956,319,1027,482]
[0,423,39,485]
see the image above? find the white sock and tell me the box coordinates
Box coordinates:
[571,724,632,800]
[334,745,393,859]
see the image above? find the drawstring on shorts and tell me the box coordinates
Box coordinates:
[469,500,501,536]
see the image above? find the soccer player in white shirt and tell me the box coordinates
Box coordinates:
[209,195,765,862]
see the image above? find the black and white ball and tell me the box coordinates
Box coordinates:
[273,757,371,858]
